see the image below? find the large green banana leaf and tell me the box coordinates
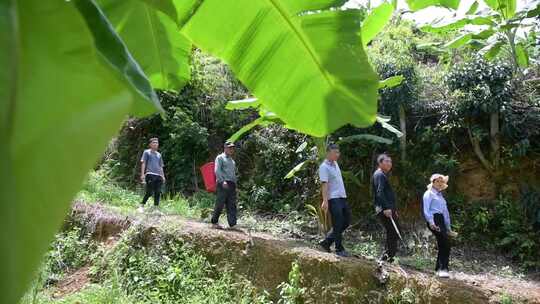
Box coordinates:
[361,2,394,46]
[160,0,380,137]
[484,0,516,19]
[405,0,460,11]
[0,1,161,302]
[420,16,495,33]
[98,0,192,90]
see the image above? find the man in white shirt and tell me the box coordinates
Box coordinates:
[318,144,351,257]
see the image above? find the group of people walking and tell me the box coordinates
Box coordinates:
[138,138,457,278]
[317,144,457,278]
[138,138,240,229]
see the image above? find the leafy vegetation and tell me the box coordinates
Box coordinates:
[97,227,267,304]
[3,0,540,302]
[420,0,539,72]
[445,56,513,171]
[451,193,540,268]
[20,224,272,304]
[101,13,540,272]
[277,262,306,304]
[1,1,163,301]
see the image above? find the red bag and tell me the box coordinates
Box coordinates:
[200,162,216,193]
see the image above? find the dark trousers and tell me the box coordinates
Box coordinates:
[141,174,163,206]
[377,209,401,261]
[427,213,451,271]
[322,198,351,252]
[211,181,237,227]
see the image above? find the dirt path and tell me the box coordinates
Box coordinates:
[71,202,540,303]
[160,214,540,303]
[51,266,90,299]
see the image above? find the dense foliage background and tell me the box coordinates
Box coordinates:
[100,19,540,268]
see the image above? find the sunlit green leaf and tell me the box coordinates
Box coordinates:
[284,160,314,179]
[75,0,162,116]
[98,0,192,91]
[376,115,403,137]
[421,16,495,33]
[515,43,529,68]
[295,141,309,153]
[484,0,498,11]
[466,1,479,14]
[486,0,516,19]
[228,117,269,143]
[225,98,260,110]
[467,39,487,50]
[445,33,473,48]
[0,1,161,302]
[472,29,495,40]
[157,0,380,137]
[498,22,520,31]
[416,42,447,55]
[338,134,393,145]
[481,41,504,60]
[361,2,394,46]
[379,75,404,89]
[227,108,281,143]
[405,0,460,11]
[280,0,350,15]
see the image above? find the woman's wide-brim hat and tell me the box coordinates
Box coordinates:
[430,174,449,184]
[428,174,449,190]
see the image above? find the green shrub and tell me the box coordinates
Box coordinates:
[99,227,267,304]
[102,50,251,194]
[452,194,540,269]
[277,262,306,304]
[79,171,141,208]
[44,227,95,283]
[187,191,216,209]
[237,125,312,212]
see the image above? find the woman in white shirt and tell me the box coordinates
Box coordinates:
[423,174,458,278]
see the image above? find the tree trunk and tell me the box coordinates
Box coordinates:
[399,104,407,161]
[505,29,524,78]
[467,124,493,173]
[192,157,199,192]
[490,111,500,169]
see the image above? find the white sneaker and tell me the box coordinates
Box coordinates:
[138,206,145,213]
[437,270,450,278]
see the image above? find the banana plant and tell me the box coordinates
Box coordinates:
[148,0,389,137]
[0,0,415,302]
[97,0,192,90]
[405,0,460,11]
[0,1,163,302]
[418,0,540,72]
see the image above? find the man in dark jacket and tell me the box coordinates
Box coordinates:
[372,153,402,263]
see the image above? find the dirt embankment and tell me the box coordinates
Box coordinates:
[68,202,540,304]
